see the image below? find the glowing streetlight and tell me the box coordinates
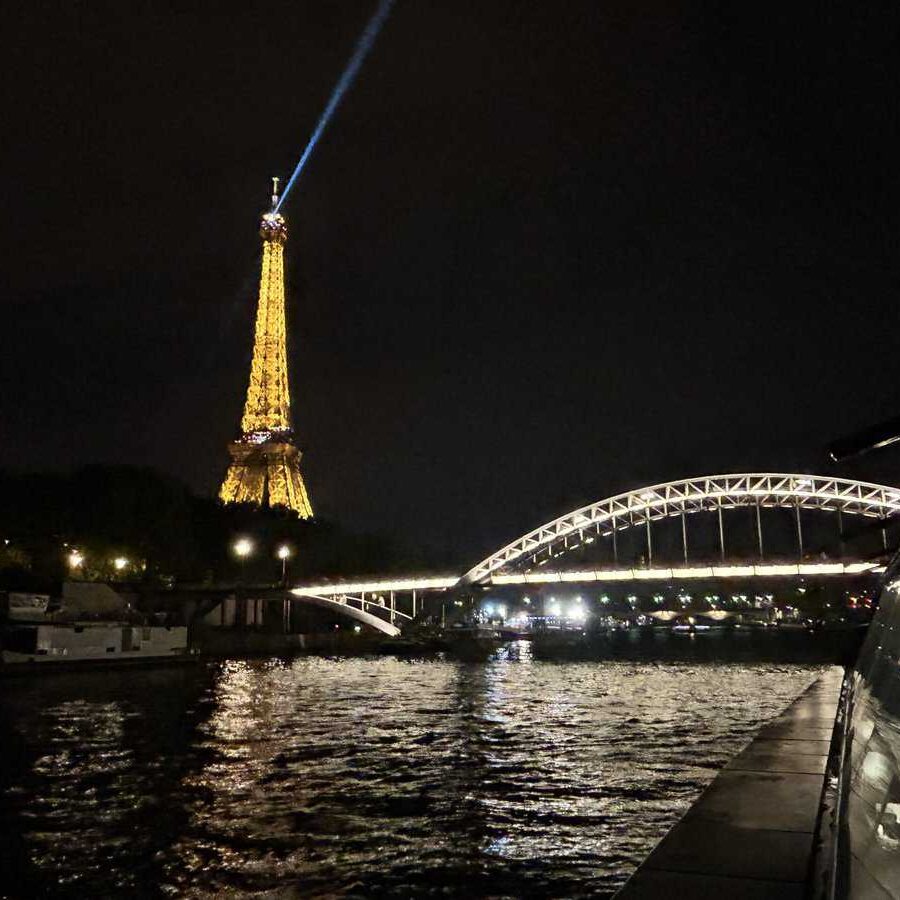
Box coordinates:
[113,557,128,572]
[233,537,254,586]
[68,550,83,569]
[233,538,254,558]
[276,544,292,585]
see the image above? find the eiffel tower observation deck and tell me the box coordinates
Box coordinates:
[219,180,313,518]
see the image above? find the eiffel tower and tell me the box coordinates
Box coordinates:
[219,179,313,518]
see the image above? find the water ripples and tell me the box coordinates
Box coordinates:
[0,650,823,897]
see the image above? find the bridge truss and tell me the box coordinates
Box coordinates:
[288,474,900,632]
[291,577,459,636]
[461,474,900,585]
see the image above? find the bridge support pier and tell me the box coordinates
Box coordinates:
[717,504,725,561]
[755,500,764,558]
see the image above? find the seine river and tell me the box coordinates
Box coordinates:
[0,645,825,898]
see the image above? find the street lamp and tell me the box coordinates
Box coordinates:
[113,556,128,572]
[233,537,254,585]
[276,544,292,585]
[233,538,253,558]
[67,550,83,570]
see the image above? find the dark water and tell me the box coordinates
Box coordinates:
[0,644,825,898]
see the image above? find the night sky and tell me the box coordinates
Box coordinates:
[2,2,899,563]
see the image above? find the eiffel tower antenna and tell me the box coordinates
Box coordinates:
[270,176,280,211]
[218,181,314,518]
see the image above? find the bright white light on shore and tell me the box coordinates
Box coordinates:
[277,544,292,560]
[233,538,254,558]
[68,550,83,568]
[113,557,128,571]
[569,604,587,623]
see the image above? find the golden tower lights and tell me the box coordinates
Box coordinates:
[219,180,314,518]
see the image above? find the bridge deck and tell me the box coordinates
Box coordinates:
[615,666,844,898]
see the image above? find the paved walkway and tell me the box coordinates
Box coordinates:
[616,665,844,898]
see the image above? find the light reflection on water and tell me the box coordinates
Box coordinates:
[0,650,823,897]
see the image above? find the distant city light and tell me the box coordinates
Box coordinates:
[68,550,83,568]
[113,557,128,571]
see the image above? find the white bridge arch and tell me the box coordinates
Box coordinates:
[461,473,900,586]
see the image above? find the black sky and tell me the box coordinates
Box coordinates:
[2,1,899,563]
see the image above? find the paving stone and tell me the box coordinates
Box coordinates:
[757,721,834,740]
[778,700,838,716]
[749,738,831,756]
[726,752,828,775]
[774,710,837,725]
[682,770,824,832]
[791,695,840,710]
[642,821,813,882]
[616,869,806,899]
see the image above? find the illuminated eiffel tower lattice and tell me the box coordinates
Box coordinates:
[219,179,313,518]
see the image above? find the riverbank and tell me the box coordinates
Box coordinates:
[616,665,844,897]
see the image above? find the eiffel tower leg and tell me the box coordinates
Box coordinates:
[220,443,267,505]
[266,444,313,519]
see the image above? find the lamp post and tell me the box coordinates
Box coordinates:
[276,544,292,586]
[232,538,254,629]
[233,537,254,584]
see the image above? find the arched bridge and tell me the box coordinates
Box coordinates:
[291,577,458,637]
[461,473,900,585]
[291,473,900,631]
